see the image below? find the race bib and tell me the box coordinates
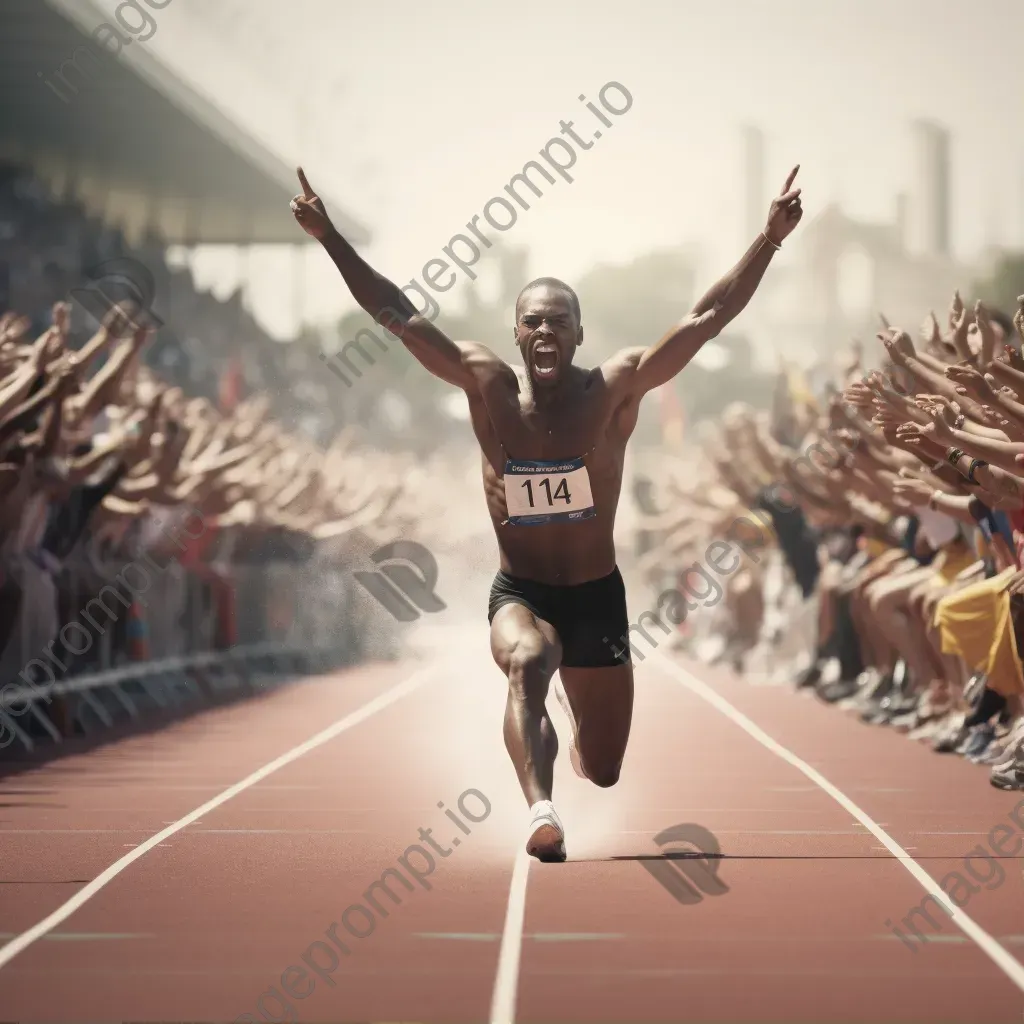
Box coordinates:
[503,457,597,526]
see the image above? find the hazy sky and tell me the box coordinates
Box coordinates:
[92,0,1024,339]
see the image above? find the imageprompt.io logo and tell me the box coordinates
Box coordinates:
[638,823,730,905]
[70,257,164,330]
[355,541,447,622]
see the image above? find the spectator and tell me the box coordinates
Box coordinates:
[632,291,1024,792]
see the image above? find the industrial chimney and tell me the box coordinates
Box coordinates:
[907,119,951,258]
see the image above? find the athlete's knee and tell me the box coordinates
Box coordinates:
[506,636,553,694]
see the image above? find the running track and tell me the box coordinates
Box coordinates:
[2,625,1024,1023]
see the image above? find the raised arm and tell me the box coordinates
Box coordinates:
[621,166,803,396]
[291,167,499,391]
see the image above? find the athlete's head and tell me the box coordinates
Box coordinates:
[514,277,582,388]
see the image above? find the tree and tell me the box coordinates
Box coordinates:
[972,251,1024,318]
[574,249,698,358]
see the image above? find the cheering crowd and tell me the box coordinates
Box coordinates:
[0,159,468,741]
[0,299,438,729]
[634,291,1024,792]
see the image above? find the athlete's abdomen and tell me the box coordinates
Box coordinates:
[483,470,623,586]
[493,516,618,585]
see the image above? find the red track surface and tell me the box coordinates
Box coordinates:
[1,647,1024,1023]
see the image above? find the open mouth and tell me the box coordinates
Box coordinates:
[532,345,558,379]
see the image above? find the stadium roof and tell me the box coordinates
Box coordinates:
[0,0,370,247]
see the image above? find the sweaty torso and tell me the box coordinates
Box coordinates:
[465,362,635,586]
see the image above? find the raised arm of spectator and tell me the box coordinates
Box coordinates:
[891,474,977,527]
[945,292,977,365]
[24,364,78,458]
[0,357,44,421]
[912,402,1024,474]
[879,313,952,377]
[70,324,150,422]
[879,328,988,422]
[0,362,72,452]
[953,361,1024,440]
[943,447,1024,505]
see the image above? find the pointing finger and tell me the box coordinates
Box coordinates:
[780,165,800,194]
[296,166,315,199]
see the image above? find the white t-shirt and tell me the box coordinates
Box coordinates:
[916,506,960,549]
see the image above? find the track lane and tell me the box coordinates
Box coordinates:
[515,654,1024,1023]
[1,640,1023,1022]
[1,657,525,1022]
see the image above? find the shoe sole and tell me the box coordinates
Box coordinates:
[526,823,566,862]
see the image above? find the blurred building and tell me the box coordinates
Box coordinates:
[906,119,951,258]
[740,120,977,371]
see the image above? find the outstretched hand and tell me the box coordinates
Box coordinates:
[764,166,803,246]
[945,362,995,402]
[290,167,333,240]
[878,327,916,368]
[892,471,934,505]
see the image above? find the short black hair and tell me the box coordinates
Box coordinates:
[516,277,581,324]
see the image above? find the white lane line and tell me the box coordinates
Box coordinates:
[0,664,440,974]
[652,651,1024,994]
[489,848,531,1024]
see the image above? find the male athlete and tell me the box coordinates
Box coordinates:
[292,165,803,861]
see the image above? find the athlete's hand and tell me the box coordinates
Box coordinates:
[290,167,333,240]
[764,165,803,246]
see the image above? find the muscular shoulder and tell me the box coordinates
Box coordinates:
[456,340,517,388]
[596,346,647,395]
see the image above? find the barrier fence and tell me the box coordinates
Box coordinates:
[0,551,369,754]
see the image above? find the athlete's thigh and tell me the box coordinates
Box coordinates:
[489,602,562,677]
[557,661,634,766]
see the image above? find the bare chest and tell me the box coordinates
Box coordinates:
[471,369,615,467]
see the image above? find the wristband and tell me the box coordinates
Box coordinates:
[946,447,964,467]
[967,458,988,484]
[761,231,781,251]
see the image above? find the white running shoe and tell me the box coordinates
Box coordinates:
[552,677,587,779]
[526,799,566,862]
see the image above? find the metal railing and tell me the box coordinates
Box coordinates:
[0,552,374,754]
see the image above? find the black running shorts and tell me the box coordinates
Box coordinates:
[487,566,631,668]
